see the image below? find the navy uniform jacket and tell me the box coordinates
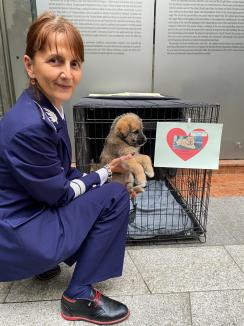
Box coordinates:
[0,87,104,281]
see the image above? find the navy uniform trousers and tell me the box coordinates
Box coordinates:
[0,182,129,286]
[64,183,129,294]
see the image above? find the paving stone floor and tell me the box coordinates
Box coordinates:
[1,196,244,326]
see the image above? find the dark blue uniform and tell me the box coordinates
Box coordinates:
[0,87,129,284]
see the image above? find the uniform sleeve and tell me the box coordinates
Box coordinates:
[4,124,101,207]
[67,166,84,180]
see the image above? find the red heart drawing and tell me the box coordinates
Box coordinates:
[167,128,208,161]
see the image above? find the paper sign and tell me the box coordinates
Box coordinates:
[154,122,223,169]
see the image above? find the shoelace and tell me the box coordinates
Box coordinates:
[93,289,102,306]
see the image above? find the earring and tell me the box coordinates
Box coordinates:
[30,78,36,85]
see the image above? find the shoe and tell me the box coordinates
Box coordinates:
[61,288,130,324]
[35,265,61,281]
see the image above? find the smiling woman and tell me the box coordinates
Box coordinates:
[0,11,131,325]
[23,14,84,109]
[24,33,82,108]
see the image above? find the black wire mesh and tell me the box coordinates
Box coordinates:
[73,98,219,243]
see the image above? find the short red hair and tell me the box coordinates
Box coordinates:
[25,11,84,63]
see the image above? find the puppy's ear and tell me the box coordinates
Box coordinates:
[115,119,129,137]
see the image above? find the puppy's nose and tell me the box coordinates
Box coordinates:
[138,135,147,145]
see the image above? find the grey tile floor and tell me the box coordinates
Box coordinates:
[1,196,244,326]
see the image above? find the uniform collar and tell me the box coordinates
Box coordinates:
[54,105,65,120]
[26,86,65,130]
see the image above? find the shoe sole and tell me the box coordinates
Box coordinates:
[61,310,130,325]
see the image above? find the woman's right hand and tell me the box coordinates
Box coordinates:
[108,154,139,198]
[108,153,133,173]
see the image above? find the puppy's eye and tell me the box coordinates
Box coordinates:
[133,130,139,135]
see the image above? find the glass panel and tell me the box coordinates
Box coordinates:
[0,0,32,115]
[0,0,13,114]
[3,0,32,100]
[0,88,4,118]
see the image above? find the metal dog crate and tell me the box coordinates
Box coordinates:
[73,96,220,243]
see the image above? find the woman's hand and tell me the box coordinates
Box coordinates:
[108,154,137,199]
[108,154,133,173]
[108,154,138,198]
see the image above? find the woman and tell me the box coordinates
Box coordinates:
[0,12,131,324]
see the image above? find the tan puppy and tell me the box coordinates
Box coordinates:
[100,113,154,193]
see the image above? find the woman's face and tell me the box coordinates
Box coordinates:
[24,33,82,108]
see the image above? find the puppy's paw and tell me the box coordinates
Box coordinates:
[132,185,145,193]
[135,174,147,188]
[127,185,144,197]
[136,180,147,188]
[145,168,154,178]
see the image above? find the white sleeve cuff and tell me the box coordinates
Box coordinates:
[70,179,86,198]
[96,167,108,185]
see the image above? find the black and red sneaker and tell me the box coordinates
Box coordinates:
[61,288,130,324]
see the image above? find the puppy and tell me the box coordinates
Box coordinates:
[100,113,154,193]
